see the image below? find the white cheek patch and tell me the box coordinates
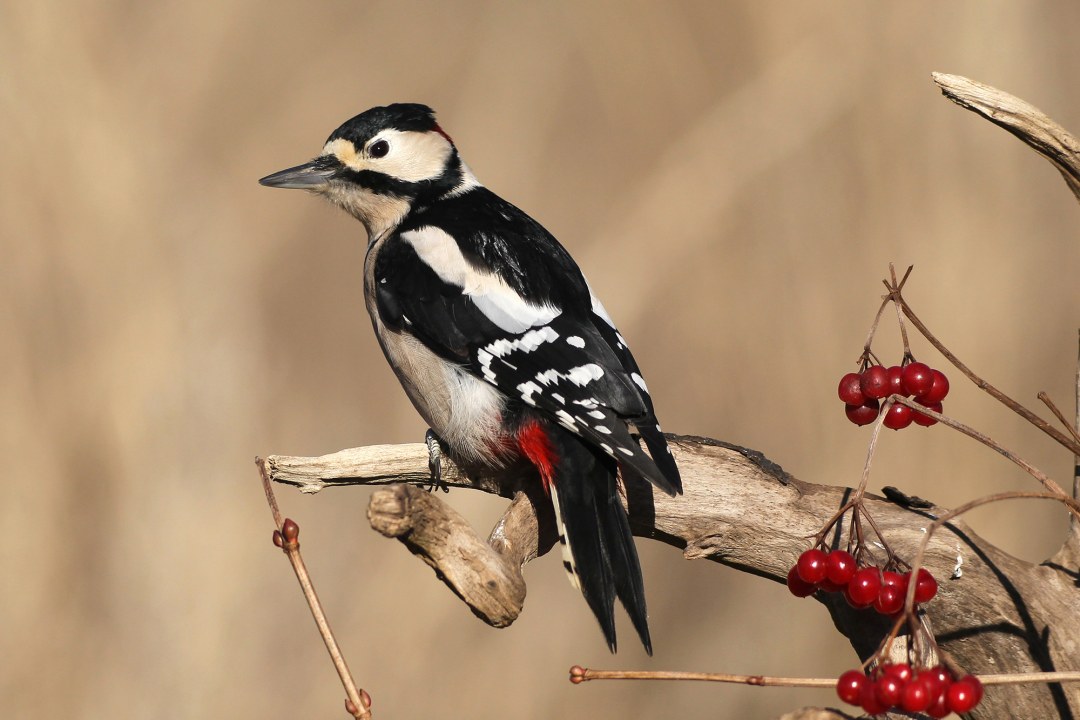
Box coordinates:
[322,138,360,167]
[322,130,453,184]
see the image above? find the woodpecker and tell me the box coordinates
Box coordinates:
[260,103,682,654]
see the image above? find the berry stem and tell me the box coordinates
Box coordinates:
[884,263,914,362]
[904,491,1080,614]
[889,396,1079,520]
[892,287,1080,457]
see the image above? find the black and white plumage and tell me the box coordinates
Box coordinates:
[260,103,682,654]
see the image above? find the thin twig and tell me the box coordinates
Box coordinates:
[890,396,1079,519]
[886,264,913,361]
[256,459,372,720]
[1038,392,1080,446]
[895,296,1080,457]
[881,490,1080,658]
[571,666,1080,686]
[1075,329,1080,508]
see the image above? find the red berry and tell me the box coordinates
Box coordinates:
[860,366,890,399]
[914,568,939,604]
[900,676,932,712]
[913,400,943,427]
[886,365,906,396]
[882,662,913,684]
[881,570,908,593]
[917,369,950,404]
[946,675,983,713]
[883,403,913,430]
[949,675,984,710]
[874,583,905,615]
[845,567,882,608]
[920,666,952,710]
[786,565,817,597]
[926,691,950,718]
[845,399,880,426]
[838,372,866,405]
[796,548,828,584]
[825,550,857,587]
[902,362,934,396]
[835,670,866,705]
[860,677,890,715]
[875,675,904,707]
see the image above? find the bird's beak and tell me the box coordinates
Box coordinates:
[258,157,339,190]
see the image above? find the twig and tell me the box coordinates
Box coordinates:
[570,666,1080,686]
[256,459,372,719]
[882,490,1080,658]
[894,296,1080,458]
[1038,392,1080,447]
[889,396,1079,519]
[885,264,913,361]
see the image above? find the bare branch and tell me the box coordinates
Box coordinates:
[932,73,1080,204]
[265,434,1080,718]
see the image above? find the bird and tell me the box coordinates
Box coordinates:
[259,103,682,654]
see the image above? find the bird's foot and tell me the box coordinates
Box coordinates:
[423,429,449,493]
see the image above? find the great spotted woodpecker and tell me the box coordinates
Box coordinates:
[260,104,682,654]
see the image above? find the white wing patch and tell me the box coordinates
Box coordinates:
[403,226,561,333]
[566,335,585,348]
[585,279,617,329]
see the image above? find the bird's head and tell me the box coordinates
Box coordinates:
[259,103,476,238]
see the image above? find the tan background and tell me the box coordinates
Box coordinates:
[3,2,1079,718]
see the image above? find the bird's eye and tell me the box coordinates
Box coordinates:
[368,140,390,159]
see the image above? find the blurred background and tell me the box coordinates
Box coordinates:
[3,1,1079,718]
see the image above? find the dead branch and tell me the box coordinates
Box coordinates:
[932,73,1080,205]
[267,434,1080,719]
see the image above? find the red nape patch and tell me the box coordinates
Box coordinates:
[516,419,558,492]
[432,123,454,145]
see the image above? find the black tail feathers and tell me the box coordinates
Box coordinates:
[547,425,653,654]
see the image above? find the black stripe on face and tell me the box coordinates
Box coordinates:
[336,152,463,201]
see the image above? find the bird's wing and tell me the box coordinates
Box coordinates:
[372,206,679,495]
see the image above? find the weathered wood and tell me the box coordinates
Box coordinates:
[932,73,1080,205]
[267,434,1080,719]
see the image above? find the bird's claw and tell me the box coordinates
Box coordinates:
[424,429,448,493]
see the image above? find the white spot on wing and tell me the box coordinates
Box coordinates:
[594,425,611,434]
[588,410,606,420]
[555,410,577,430]
[567,364,604,386]
[551,393,565,404]
[631,372,649,392]
[617,447,634,457]
[517,380,541,406]
[566,335,585,348]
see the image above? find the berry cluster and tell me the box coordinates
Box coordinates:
[786,548,938,613]
[838,361,950,428]
[836,663,984,716]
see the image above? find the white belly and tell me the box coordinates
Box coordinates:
[376,322,508,465]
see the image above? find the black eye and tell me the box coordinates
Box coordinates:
[369,140,390,158]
